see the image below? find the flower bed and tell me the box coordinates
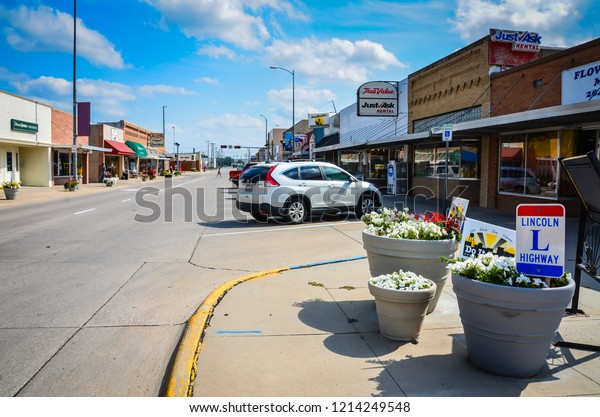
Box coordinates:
[369,270,434,291]
[362,207,461,240]
[445,252,570,288]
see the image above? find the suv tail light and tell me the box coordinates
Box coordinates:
[265,166,279,187]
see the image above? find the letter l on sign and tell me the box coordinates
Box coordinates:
[516,204,566,278]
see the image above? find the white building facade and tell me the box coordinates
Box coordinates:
[0,91,53,187]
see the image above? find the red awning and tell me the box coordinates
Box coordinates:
[104,139,135,156]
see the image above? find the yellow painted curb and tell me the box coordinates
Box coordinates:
[164,267,289,397]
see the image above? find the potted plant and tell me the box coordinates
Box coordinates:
[361,207,461,313]
[63,180,79,191]
[445,252,575,377]
[368,270,436,342]
[104,175,117,187]
[2,180,21,200]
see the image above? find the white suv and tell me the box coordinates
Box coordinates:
[236,161,383,223]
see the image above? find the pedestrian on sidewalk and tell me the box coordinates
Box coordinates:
[217,166,221,177]
[99,163,106,182]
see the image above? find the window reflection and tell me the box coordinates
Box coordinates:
[414,141,480,179]
[499,129,595,198]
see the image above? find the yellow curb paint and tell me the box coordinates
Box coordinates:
[164,267,289,397]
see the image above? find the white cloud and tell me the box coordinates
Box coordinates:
[197,45,237,60]
[267,85,337,117]
[195,76,220,85]
[0,5,128,69]
[450,0,586,47]
[136,84,197,96]
[265,38,406,84]
[3,70,194,118]
[145,0,274,49]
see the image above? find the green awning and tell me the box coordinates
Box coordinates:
[125,141,147,158]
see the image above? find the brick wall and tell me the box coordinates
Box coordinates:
[51,108,89,145]
[408,38,492,132]
[491,38,600,115]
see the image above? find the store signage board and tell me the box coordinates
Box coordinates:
[562,59,600,105]
[356,81,398,117]
[11,119,38,133]
[516,204,565,278]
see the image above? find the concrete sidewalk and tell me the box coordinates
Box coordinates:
[184,199,600,397]
[191,256,600,397]
[0,177,147,206]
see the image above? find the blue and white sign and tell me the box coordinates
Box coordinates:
[516,204,565,278]
[386,161,396,195]
[562,60,600,105]
[442,124,452,142]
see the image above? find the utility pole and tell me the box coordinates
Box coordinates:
[72,0,78,182]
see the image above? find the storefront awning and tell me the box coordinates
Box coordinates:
[104,139,135,156]
[125,140,148,158]
[145,147,160,159]
[314,100,600,153]
[52,144,111,152]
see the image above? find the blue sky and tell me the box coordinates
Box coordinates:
[0,0,598,155]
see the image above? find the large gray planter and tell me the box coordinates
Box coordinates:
[368,280,436,342]
[452,273,575,378]
[362,230,459,313]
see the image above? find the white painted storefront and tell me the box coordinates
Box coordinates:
[0,91,52,187]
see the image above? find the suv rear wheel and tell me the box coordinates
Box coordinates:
[356,193,377,218]
[285,198,308,224]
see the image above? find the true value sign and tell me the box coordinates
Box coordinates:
[516,204,565,278]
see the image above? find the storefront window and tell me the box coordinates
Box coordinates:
[368,150,387,180]
[499,129,594,198]
[7,151,13,172]
[53,150,71,177]
[339,153,362,179]
[414,141,480,178]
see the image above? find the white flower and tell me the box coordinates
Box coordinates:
[370,270,433,291]
[445,252,569,288]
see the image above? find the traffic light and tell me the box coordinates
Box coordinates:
[220,145,227,148]
[233,145,241,149]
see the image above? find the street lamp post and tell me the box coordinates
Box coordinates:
[72,0,78,182]
[162,105,167,141]
[174,141,180,171]
[269,66,294,155]
[171,125,177,169]
[260,114,268,161]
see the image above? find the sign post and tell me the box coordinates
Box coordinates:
[516,204,566,278]
[442,124,452,215]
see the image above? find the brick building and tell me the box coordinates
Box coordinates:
[315,30,600,214]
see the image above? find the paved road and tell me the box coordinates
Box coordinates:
[0,171,368,396]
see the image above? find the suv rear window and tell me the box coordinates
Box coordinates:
[299,166,324,180]
[240,166,271,183]
[281,167,299,179]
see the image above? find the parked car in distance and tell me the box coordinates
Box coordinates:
[236,161,383,223]
[229,161,258,187]
[499,167,541,194]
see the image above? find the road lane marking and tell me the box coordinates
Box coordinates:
[121,199,131,202]
[74,208,96,215]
